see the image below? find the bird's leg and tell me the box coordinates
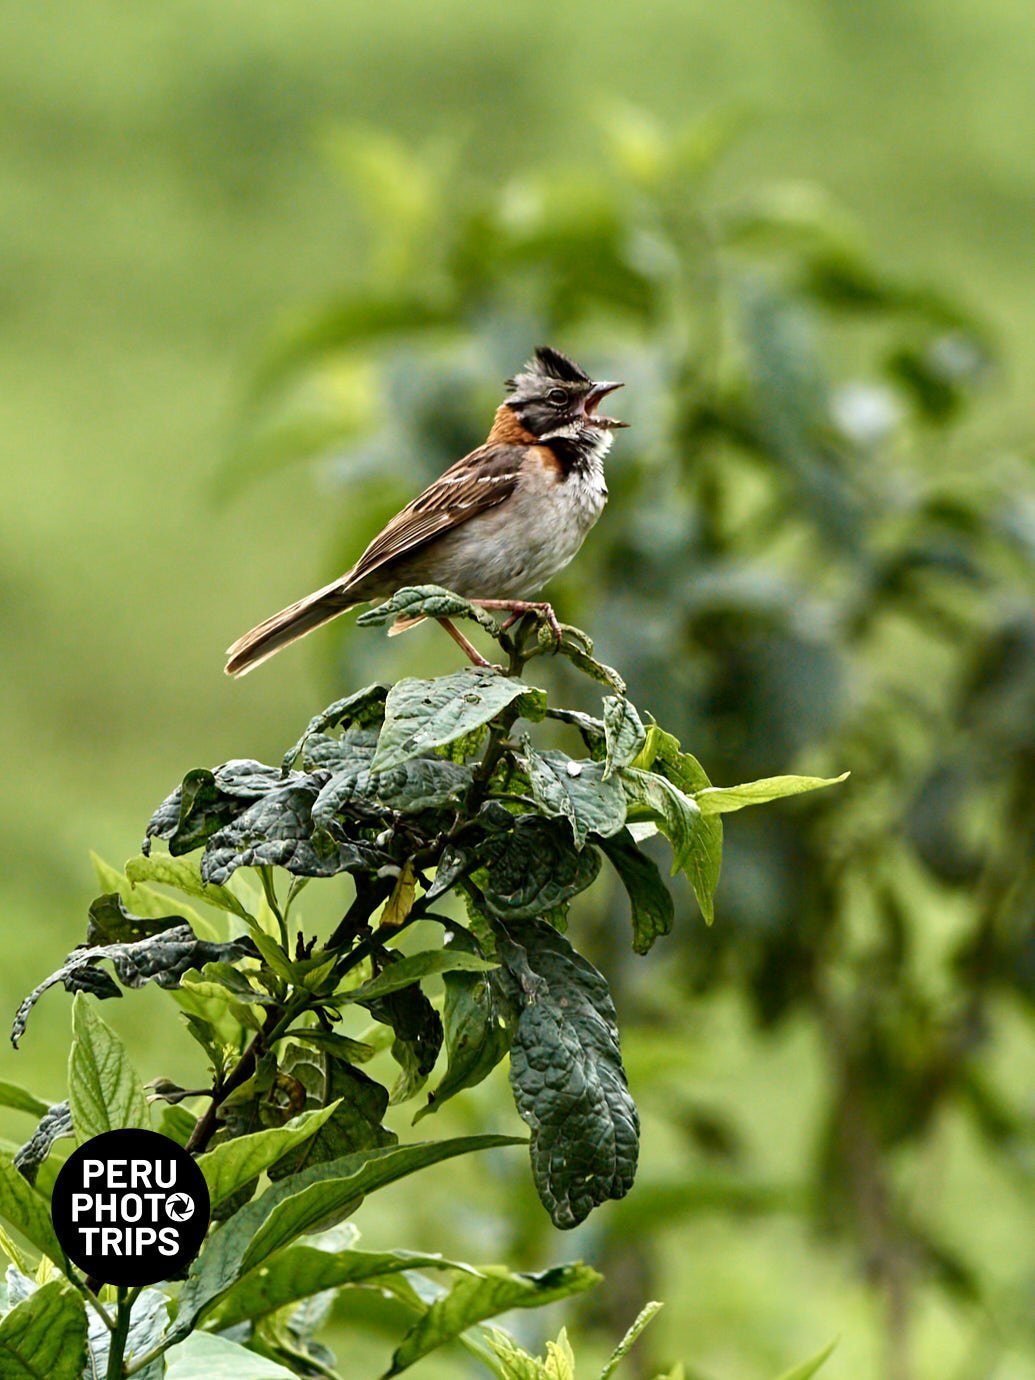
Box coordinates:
[437,617,499,670]
[471,600,564,644]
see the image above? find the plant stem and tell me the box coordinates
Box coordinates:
[105,1286,132,1380]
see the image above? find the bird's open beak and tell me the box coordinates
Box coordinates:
[583,380,628,429]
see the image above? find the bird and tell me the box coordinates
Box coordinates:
[224,346,627,676]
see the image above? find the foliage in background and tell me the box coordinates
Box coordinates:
[225,111,1035,1380]
[0,602,839,1377]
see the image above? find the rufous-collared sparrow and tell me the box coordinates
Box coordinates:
[224,347,626,675]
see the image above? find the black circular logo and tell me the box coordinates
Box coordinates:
[51,1129,210,1285]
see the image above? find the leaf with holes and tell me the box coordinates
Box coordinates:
[523,748,627,847]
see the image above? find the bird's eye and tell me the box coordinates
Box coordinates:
[547,388,567,407]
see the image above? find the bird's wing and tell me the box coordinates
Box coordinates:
[343,442,525,589]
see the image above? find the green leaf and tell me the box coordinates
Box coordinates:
[0,1281,87,1380]
[415,935,516,1123]
[90,854,215,938]
[501,919,638,1228]
[599,1300,664,1379]
[165,1332,297,1379]
[356,984,443,1106]
[552,630,626,694]
[200,1103,342,1206]
[12,924,257,1046]
[146,760,287,857]
[523,748,627,847]
[598,831,675,954]
[125,853,253,922]
[210,1242,479,1329]
[171,1136,523,1337]
[341,950,498,1004]
[268,1049,395,1174]
[280,685,389,770]
[0,1156,63,1262]
[314,752,473,824]
[14,1103,73,1185]
[200,780,383,887]
[602,697,646,779]
[479,816,602,920]
[694,772,849,815]
[773,1337,839,1380]
[387,1263,601,1376]
[68,995,150,1139]
[373,669,546,772]
[358,585,500,633]
[620,768,720,924]
[0,1084,48,1120]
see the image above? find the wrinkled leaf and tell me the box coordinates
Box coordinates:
[602,697,646,779]
[480,816,602,920]
[523,748,627,847]
[12,924,257,1045]
[147,760,288,857]
[281,685,389,771]
[268,1049,395,1175]
[13,1103,73,1185]
[342,950,498,1004]
[358,585,500,633]
[373,669,546,772]
[501,918,638,1228]
[200,780,382,886]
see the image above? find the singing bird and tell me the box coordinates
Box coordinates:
[224,347,627,675]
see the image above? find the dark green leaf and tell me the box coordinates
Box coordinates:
[200,781,383,886]
[501,918,638,1228]
[268,1049,395,1175]
[358,585,500,633]
[415,932,517,1123]
[372,669,546,772]
[281,685,389,771]
[85,894,183,946]
[602,696,646,778]
[314,753,473,825]
[358,983,443,1106]
[523,748,627,847]
[599,830,675,954]
[146,761,288,857]
[0,1281,87,1380]
[12,924,257,1046]
[479,816,602,920]
[13,1103,73,1185]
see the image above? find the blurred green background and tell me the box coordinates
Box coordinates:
[3,2,1035,1377]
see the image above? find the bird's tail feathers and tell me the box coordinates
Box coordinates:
[224,577,356,677]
